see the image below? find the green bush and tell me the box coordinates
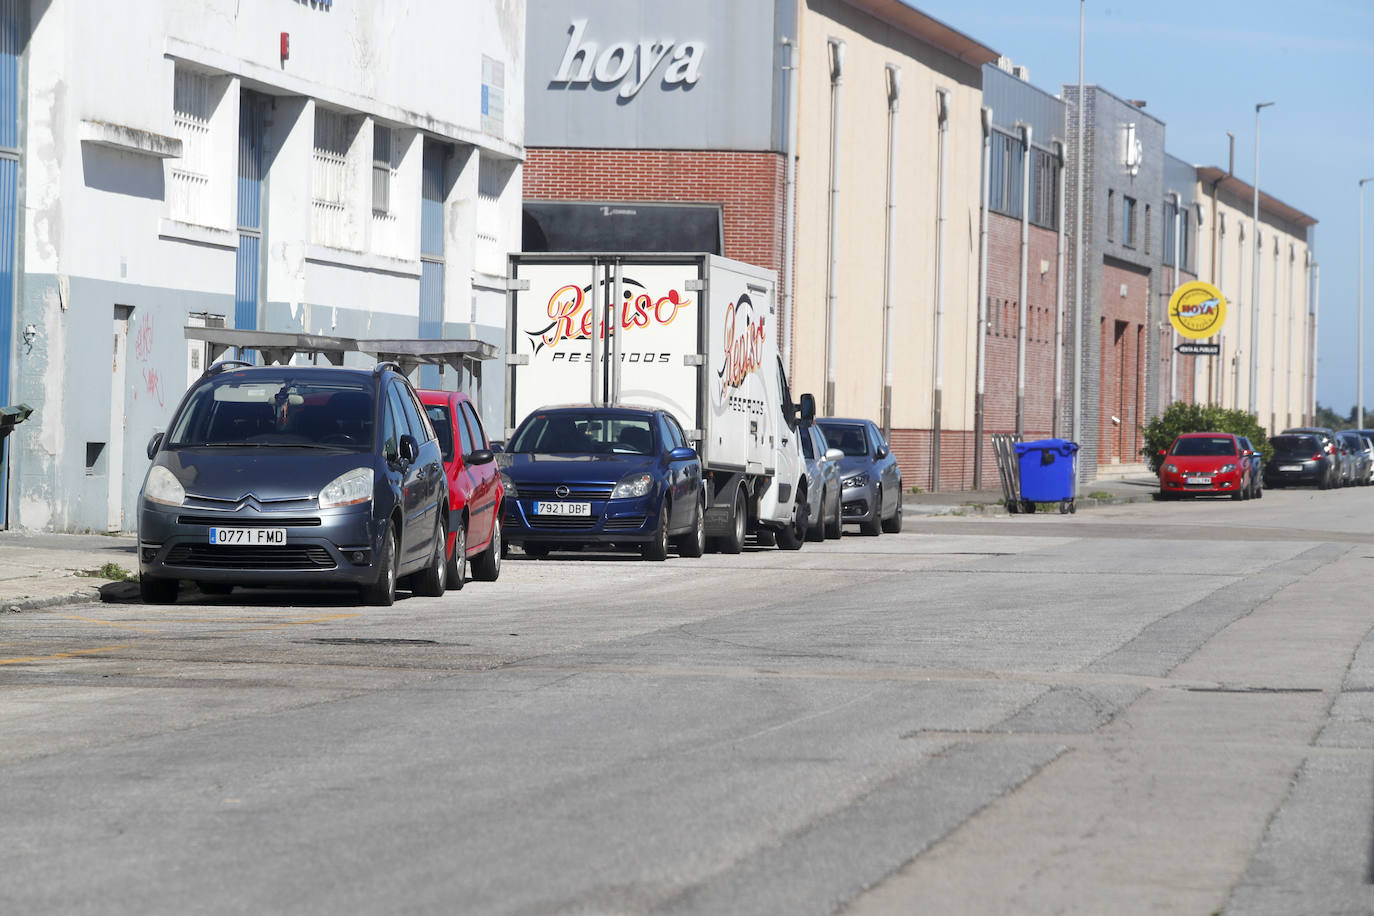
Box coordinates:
[1140,402,1271,471]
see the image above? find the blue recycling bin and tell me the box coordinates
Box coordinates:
[1014,438,1079,507]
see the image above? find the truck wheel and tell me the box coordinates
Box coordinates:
[718,488,746,555]
[776,490,805,550]
[642,498,670,561]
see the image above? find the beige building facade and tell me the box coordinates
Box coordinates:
[1193,168,1315,433]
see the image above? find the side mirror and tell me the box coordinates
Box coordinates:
[875,445,889,459]
[490,441,505,453]
[399,434,419,465]
[798,392,816,426]
[668,445,697,462]
[1158,449,1167,457]
[146,431,165,460]
[824,447,844,462]
[466,448,494,466]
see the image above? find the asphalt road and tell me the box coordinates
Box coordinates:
[3,487,1374,914]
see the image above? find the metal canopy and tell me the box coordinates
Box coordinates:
[183,327,356,366]
[354,338,500,378]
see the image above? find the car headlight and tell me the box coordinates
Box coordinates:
[842,472,869,489]
[319,467,373,508]
[500,472,517,497]
[1219,463,1236,473]
[611,472,654,499]
[143,466,186,507]
[1164,463,1179,474]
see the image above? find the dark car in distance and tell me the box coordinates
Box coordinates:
[417,389,505,587]
[138,361,450,606]
[1278,427,1342,488]
[1264,433,1337,489]
[500,405,705,560]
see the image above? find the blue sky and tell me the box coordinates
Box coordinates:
[908,0,1374,417]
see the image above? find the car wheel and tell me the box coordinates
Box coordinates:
[825,490,842,539]
[471,516,502,582]
[140,575,179,605]
[776,489,806,550]
[1232,489,1245,501]
[678,494,706,558]
[363,520,398,607]
[881,495,903,533]
[642,497,670,561]
[411,516,449,597]
[860,488,884,536]
[197,582,234,596]
[718,488,746,554]
[807,487,826,542]
[445,521,467,591]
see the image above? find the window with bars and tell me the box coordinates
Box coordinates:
[170,66,215,224]
[312,108,353,247]
[988,132,1023,219]
[1029,147,1058,230]
[372,124,393,216]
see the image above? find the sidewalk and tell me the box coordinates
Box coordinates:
[0,468,1161,613]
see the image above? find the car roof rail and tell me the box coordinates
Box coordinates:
[373,360,401,377]
[204,359,255,377]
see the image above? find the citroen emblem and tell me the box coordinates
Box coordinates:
[556,485,570,499]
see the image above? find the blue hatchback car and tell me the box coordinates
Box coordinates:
[500,405,705,560]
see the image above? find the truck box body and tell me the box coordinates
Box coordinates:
[506,253,808,536]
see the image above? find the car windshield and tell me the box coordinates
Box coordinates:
[820,423,868,457]
[509,412,656,455]
[166,374,375,449]
[1170,437,1236,457]
[1271,435,1317,453]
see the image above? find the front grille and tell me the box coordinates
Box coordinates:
[519,483,614,500]
[527,514,598,530]
[178,515,322,527]
[164,544,336,570]
[604,516,646,530]
[183,494,317,511]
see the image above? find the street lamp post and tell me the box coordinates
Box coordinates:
[1249,101,1274,420]
[1360,177,1373,429]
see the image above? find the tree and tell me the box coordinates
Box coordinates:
[1313,402,1350,430]
[1140,402,1271,471]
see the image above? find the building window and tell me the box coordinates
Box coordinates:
[312,107,355,248]
[1144,203,1151,255]
[170,66,216,225]
[1107,190,1115,242]
[372,124,393,216]
[1162,199,1177,266]
[1029,147,1058,230]
[482,55,505,137]
[1122,195,1137,248]
[989,131,1024,219]
[1180,209,1191,272]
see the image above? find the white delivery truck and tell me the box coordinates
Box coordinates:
[504,252,815,552]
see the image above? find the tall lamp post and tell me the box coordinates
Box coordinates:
[1248,101,1274,419]
[1360,177,1372,429]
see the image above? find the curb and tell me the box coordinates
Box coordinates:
[904,489,1158,517]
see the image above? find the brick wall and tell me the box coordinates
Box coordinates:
[523,149,787,273]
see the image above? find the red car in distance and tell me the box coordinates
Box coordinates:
[416,389,504,587]
[1157,432,1252,500]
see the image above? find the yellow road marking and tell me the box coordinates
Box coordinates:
[0,645,133,665]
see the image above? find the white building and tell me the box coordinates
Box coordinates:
[2,0,525,532]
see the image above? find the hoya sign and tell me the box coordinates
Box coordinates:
[552,19,704,100]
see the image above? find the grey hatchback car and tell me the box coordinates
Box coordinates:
[816,417,903,536]
[138,361,450,606]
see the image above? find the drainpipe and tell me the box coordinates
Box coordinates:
[1169,190,1181,403]
[1271,237,1279,433]
[974,106,992,487]
[780,36,800,373]
[1053,140,1067,438]
[932,87,950,492]
[1215,213,1226,405]
[824,38,845,416]
[1287,243,1295,427]
[1234,225,1245,410]
[1015,122,1031,439]
[1310,260,1320,423]
[881,64,901,439]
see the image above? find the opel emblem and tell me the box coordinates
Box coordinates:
[556,485,570,499]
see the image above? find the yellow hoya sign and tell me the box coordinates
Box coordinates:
[1167,281,1227,340]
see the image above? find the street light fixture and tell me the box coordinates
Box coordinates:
[1361,176,1373,428]
[1249,101,1274,421]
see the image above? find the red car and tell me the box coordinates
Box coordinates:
[1157,432,1252,500]
[416,389,504,586]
